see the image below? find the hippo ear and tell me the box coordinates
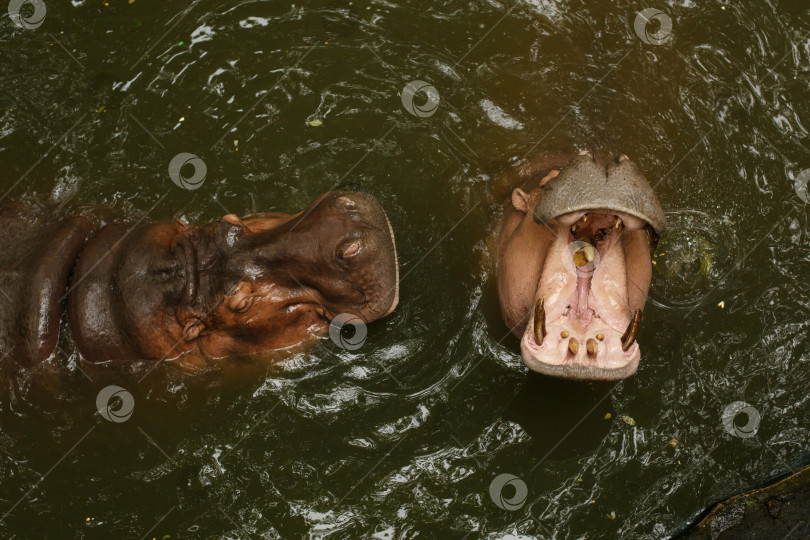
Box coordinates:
[221,214,257,234]
[174,217,191,233]
[511,188,533,214]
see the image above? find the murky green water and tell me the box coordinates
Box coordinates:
[1,0,809,538]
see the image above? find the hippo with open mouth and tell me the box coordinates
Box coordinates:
[0,191,398,369]
[497,151,666,380]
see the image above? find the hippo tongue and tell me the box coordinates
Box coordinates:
[576,275,590,316]
[574,275,593,325]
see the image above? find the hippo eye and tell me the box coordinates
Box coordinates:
[232,295,255,314]
[337,240,362,260]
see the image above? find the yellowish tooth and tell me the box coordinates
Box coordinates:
[583,245,596,262]
[573,251,587,267]
[621,309,643,351]
[586,338,598,357]
[560,330,569,338]
[534,297,546,343]
[596,333,604,341]
[568,338,579,355]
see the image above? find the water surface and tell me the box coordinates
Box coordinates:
[1,0,809,537]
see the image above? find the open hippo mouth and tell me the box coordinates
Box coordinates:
[67,191,399,365]
[498,151,666,381]
[521,210,647,380]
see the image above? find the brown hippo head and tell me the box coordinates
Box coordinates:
[67,191,399,365]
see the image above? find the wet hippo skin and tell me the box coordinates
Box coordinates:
[0,208,97,367]
[0,191,399,369]
[496,151,666,380]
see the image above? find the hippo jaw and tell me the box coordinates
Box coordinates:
[521,314,641,380]
[518,210,647,380]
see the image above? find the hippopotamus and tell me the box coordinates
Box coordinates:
[497,151,666,380]
[0,191,399,369]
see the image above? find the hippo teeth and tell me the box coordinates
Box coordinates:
[586,338,598,357]
[568,338,579,355]
[533,297,546,344]
[621,309,643,351]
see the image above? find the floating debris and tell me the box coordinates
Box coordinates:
[308,119,323,127]
[604,413,612,420]
[621,415,636,426]
[718,301,725,309]
[670,438,678,448]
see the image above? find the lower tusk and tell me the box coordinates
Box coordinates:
[568,338,579,355]
[614,216,624,230]
[533,297,546,343]
[586,338,598,357]
[621,309,643,351]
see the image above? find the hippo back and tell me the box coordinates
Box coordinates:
[0,204,96,366]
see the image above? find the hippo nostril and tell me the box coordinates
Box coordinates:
[182,318,204,341]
